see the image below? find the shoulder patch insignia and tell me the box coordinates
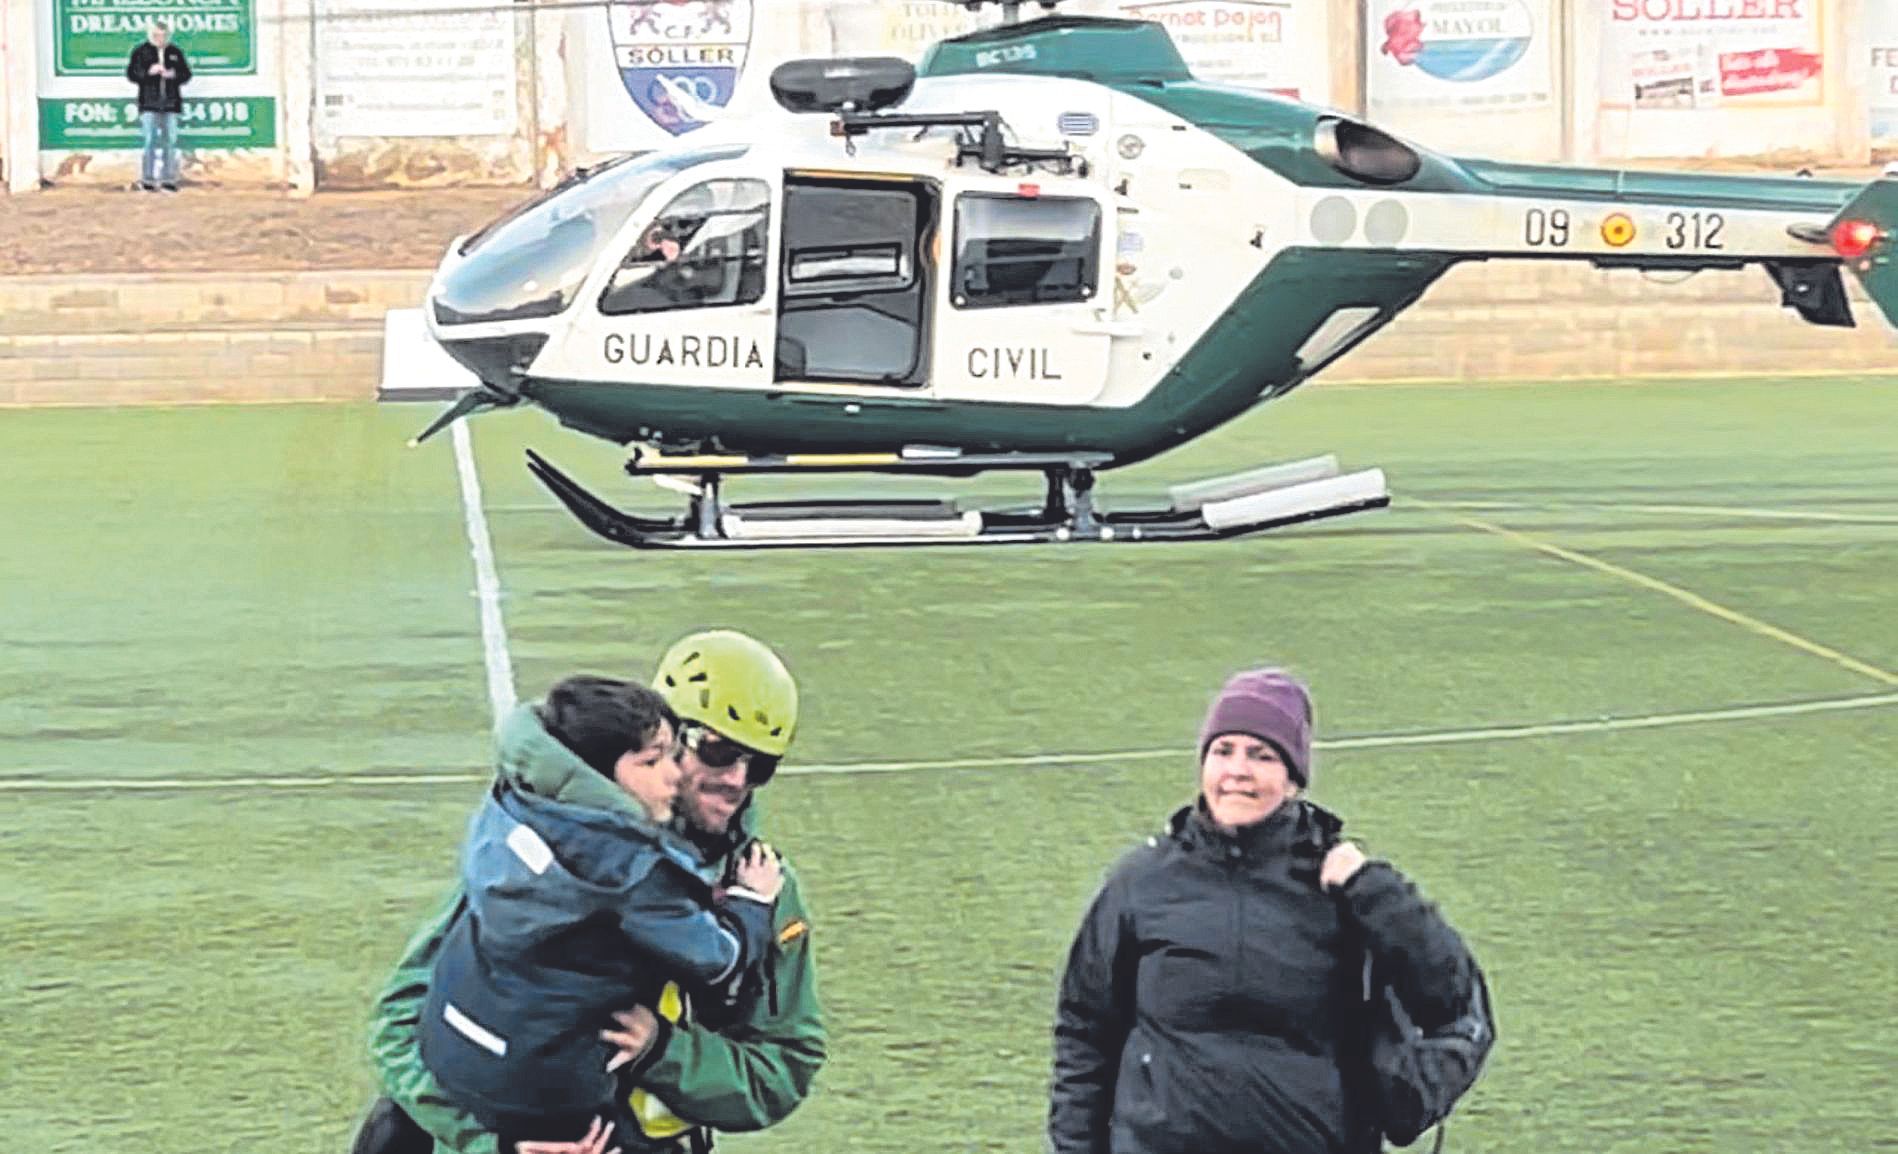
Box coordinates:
[778,918,809,946]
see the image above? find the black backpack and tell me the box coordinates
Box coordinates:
[1358,951,1496,1152]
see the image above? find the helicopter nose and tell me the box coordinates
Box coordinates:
[435,332,549,397]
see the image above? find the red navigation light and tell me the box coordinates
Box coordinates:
[1831,218,1882,259]
[1017,182,1041,198]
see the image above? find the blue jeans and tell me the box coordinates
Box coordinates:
[140,111,179,184]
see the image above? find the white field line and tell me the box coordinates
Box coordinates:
[452,419,517,728]
[1415,498,1898,526]
[1417,502,1898,688]
[15,439,1886,798]
[4,691,1894,793]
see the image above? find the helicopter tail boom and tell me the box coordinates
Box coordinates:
[1328,169,1898,330]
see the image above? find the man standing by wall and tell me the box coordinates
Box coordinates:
[125,20,190,191]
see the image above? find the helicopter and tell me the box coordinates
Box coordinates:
[399,0,1898,550]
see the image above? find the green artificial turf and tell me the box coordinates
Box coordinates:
[2,376,1893,1152]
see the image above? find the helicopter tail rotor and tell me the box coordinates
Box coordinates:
[1812,175,1898,330]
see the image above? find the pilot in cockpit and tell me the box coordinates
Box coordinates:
[620,212,727,308]
[634,219,687,264]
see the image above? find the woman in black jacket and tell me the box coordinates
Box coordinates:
[1047,667,1480,1154]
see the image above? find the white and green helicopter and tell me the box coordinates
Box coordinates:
[401,0,1898,549]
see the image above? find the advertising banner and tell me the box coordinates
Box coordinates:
[2,15,12,184]
[313,0,517,138]
[1115,0,1327,100]
[54,0,253,75]
[1367,0,1555,112]
[37,0,275,157]
[38,94,275,147]
[1599,0,1824,112]
[855,0,984,60]
[1870,4,1898,141]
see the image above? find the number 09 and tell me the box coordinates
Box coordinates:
[1525,208,1570,247]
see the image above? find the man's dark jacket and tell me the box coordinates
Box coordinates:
[1048,798,1479,1154]
[126,41,191,114]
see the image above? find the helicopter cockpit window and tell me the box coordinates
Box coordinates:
[431,145,748,327]
[599,179,771,316]
[951,193,1101,310]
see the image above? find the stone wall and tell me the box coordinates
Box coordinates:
[1,261,1891,408]
[0,270,426,405]
[1331,260,1897,383]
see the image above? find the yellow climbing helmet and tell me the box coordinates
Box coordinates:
[652,629,799,757]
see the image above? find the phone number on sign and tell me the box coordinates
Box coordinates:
[122,99,253,123]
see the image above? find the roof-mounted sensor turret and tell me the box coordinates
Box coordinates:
[768,51,1083,178]
[769,57,917,116]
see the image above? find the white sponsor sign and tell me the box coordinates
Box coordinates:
[1116,0,1328,101]
[861,0,985,61]
[314,0,517,138]
[1870,4,1898,142]
[1366,0,1555,112]
[1599,0,1824,113]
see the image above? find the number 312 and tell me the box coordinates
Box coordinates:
[1666,211,1724,250]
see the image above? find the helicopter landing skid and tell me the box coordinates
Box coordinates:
[523,449,1389,550]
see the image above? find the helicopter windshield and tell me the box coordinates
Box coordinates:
[432,144,750,326]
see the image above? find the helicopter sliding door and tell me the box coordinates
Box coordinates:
[930,184,1112,407]
[774,175,934,388]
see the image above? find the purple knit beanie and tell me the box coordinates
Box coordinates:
[1197,668,1314,787]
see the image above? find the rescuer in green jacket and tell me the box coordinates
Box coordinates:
[349,631,826,1154]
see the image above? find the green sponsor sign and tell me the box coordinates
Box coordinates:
[55,0,255,75]
[38,97,277,149]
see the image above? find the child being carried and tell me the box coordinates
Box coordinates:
[419,675,782,1152]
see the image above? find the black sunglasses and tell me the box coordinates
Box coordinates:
[681,723,779,786]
